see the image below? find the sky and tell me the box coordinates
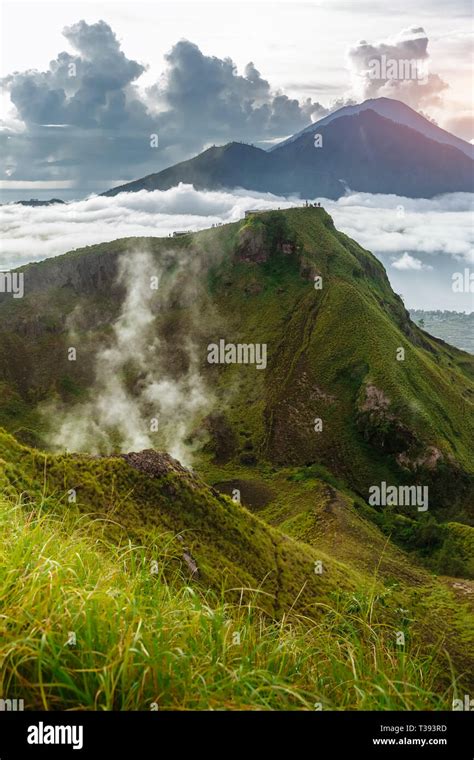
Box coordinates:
[0,0,472,193]
[0,0,472,312]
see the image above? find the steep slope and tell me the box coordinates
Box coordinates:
[0,208,472,525]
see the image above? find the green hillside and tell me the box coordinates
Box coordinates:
[0,427,472,709]
[0,207,472,709]
[0,207,472,519]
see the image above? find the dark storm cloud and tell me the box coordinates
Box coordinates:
[1,22,326,189]
[151,41,325,142]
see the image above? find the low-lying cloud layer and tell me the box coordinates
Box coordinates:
[1,186,472,271]
[0,185,299,268]
[330,191,474,263]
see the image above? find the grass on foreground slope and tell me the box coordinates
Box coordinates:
[0,497,456,711]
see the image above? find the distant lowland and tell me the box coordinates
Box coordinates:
[410,310,474,354]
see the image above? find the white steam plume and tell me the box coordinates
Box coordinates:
[44,249,213,465]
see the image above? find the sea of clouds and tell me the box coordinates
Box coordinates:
[1,185,473,270]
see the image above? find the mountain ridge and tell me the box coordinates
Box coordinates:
[0,207,472,523]
[102,99,474,199]
[1,206,473,709]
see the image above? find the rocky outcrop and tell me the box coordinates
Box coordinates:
[0,248,122,305]
[357,383,418,455]
[235,226,269,264]
[121,449,196,481]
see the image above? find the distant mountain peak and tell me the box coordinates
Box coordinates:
[270,97,473,158]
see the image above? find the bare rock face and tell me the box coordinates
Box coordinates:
[357,383,418,455]
[397,445,444,472]
[235,226,269,264]
[244,280,263,296]
[121,449,193,480]
[299,259,322,283]
[360,384,391,413]
[278,242,296,255]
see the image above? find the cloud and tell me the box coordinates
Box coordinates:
[1,20,153,187]
[148,40,326,148]
[442,111,474,144]
[327,191,474,263]
[5,20,146,128]
[1,187,472,272]
[347,27,449,111]
[391,252,432,270]
[1,22,326,189]
[0,184,299,268]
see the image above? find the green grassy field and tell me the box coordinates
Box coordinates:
[0,427,472,710]
[0,496,462,711]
